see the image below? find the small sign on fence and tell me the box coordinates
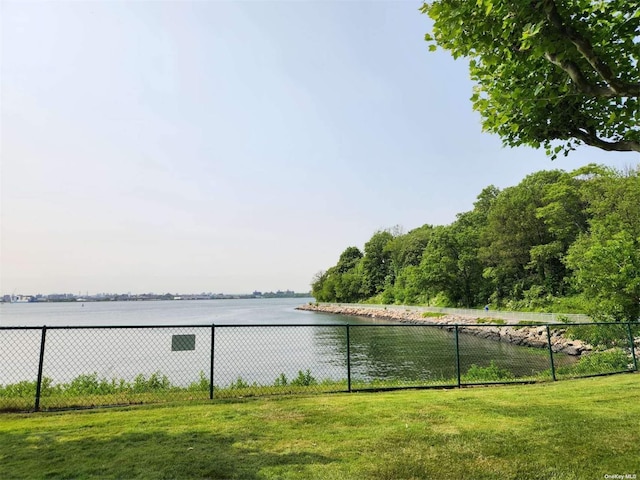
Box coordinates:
[171,334,196,351]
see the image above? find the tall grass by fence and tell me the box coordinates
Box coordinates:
[1,322,637,412]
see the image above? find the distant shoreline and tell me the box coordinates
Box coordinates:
[1,292,313,304]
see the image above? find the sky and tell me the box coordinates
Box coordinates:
[1,0,637,296]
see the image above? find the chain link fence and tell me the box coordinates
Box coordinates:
[1,322,637,412]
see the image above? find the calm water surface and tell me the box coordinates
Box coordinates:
[0,297,333,327]
[0,298,570,387]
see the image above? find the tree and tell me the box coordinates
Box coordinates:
[384,225,434,280]
[480,170,571,302]
[391,265,428,305]
[311,165,640,315]
[420,209,491,307]
[336,246,364,274]
[421,0,640,157]
[361,230,394,297]
[567,229,640,321]
[311,247,366,303]
[311,270,333,302]
[420,225,475,307]
[565,166,640,321]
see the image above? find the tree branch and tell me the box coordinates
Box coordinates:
[542,0,640,97]
[543,52,616,97]
[571,128,640,153]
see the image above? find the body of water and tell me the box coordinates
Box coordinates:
[0,297,332,327]
[0,298,570,388]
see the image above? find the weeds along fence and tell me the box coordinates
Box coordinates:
[0,322,637,412]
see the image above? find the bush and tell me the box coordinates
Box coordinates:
[132,372,171,393]
[290,370,317,387]
[188,371,210,392]
[558,349,632,376]
[228,377,251,389]
[0,380,38,398]
[565,324,633,349]
[64,373,125,396]
[461,361,514,383]
[429,292,453,307]
[274,373,288,387]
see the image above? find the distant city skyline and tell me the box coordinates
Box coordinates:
[2,289,310,303]
[1,1,635,296]
[6,289,309,296]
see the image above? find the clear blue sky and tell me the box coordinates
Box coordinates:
[1,0,636,296]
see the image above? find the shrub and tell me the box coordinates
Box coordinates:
[462,361,514,383]
[188,371,210,392]
[290,370,317,387]
[64,373,123,396]
[558,350,631,376]
[228,377,251,389]
[274,373,288,387]
[0,377,55,398]
[132,372,171,393]
[0,380,37,398]
[565,324,633,349]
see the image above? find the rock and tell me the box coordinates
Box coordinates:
[562,346,580,355]
[296,303,587,355]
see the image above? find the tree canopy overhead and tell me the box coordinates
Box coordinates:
[421,0,640,157]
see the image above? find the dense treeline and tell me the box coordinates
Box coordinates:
[312,164,640,322]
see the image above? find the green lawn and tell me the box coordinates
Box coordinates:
[1,374,639,479]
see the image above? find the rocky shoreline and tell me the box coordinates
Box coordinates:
[297,303,594,356]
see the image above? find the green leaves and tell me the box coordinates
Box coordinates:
[520,21,544,50]
[313,165,639,319]
[421,0,640,154]
[565,169,640,321]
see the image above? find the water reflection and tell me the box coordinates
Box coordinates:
[311,324,576,384]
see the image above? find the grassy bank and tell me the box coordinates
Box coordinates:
[1,374,639,479]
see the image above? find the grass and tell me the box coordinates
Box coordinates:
[0,378,460,412]
[476,317,506,325]
[1,374,639,479]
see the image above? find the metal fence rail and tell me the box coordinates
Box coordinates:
[1,322,637,412]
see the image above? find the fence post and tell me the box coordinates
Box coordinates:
[454,325,461,388]
[35,326,47,412]
[545,325,556,381]
[210,324,215,400]
[346,325,352,393]
[627,323,638,372]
